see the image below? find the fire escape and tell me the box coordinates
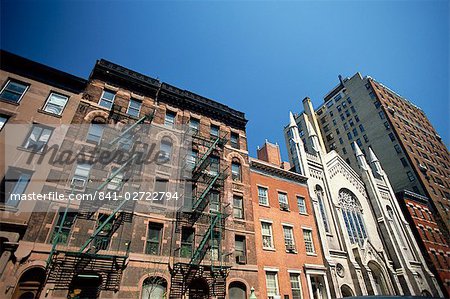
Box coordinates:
[45,105,154,297]
[170,126,230,298]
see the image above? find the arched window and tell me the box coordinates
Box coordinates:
[228,281,247,299]
[231,160,241,182]
[340,284,354,297]
[338,189,367,246]
[315,185,330,233]
[141,276,167,299]
[368,262,389,295]
[159,137,173,162]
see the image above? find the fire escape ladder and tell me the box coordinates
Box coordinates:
[189,213,221,267]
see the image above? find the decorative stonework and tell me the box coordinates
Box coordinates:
[329,163,366,197]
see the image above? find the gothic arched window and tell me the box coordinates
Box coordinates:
[315,185,330,233]
[338,189,367,246]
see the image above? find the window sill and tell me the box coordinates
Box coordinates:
[0,98,20,106]
[16,146,45,155]
[299,212,308,216]
[37,109,62,118]
[0,204,19,212]
[306,252,317,256]
[285,250,298,254]
[263,247,276,252]
[259,203,270,208]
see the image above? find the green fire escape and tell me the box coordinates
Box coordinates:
[170,127,230,299]
[45,108,154,295]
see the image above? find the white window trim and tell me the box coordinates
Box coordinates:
[126,98,142,117]
[42,92,69,115]
[98,89,116,109]
[261,221,275,250]
[0,79,29,103]
[257,185,270,207]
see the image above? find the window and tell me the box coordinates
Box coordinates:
[186,149,197,169]
[290,273,302,299]
[374,101,381,109]
[344,123,349,130]
[400,157,408,167]
[297,196,307,214]
[233,195,244,219]
[98,90,115,109]
[303,229,315,253]
[349,119,354,127]
[265,272,279,298]
[332,119,337,125]
[146,223,163,255]
[210,124,219,139]
[118,132,134,151]
[210,231,220,261]
[180,227,194,258]
[209,156,219,176]
[345,110,350,117]
[261,222,274,249]
[43,92,69,115]
[126,98,141,117]
[258,186,269,206]
[283,226,296,251]
[86,123,103,144]
[50,211,76,244]
[334,94,342,101]
[350,106,356,113]
[335,128,340,135]
[356,138,362,147]
[343,147,347,154]
[340,114,345,121]
[339,137,343,144]
[316,187,330,233]
[164,111,176,127]
[379,111,385,119]
[72,163,91,189]
[359,124,365,132]
[231,162,241,181]
[206,191,220,212]
[0,115,8,131]
[231,132,239,149]
[278,192,289,210]
[347,132,352,140]
[337,105,342,112]
[0,79,28,103]
[1,168,32,206]
[235,235,246,264]
[363,135,369,143]
[23,124,53,152]
[388,132,395,141]
[339,189,367,246]
[154,178,168,201]
[107,167,123,190]
[354,115,360,122]
[384,121,390,130]
[407,171,415,181]
[159,138,173,161]
[352,128,358,137]
[189,117,199,133]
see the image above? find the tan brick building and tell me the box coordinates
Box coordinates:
[250,141,328,299]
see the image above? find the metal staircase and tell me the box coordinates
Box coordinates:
[45,111,154,294]
[170,127,230,299]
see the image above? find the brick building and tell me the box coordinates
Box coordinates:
[397,190,450,296]
[0,50,86,298]
[250,141,328,299]
[0,52,258,298]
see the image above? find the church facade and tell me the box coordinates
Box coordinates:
[283,97,443,298]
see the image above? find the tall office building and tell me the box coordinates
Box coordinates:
[289,73,450,237]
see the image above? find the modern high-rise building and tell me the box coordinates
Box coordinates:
[288,73,450,238]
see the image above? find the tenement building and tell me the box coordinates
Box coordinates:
[396,190,450,296]
[250,141,328,299]
[284,106,443,297]
[305,73,450,240]
[0,52,258,298]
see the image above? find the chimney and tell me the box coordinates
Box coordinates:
[257,141,282,166]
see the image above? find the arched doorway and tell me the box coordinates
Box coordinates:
[141,276,168,299]
[12,267,46,299]
[68,273,102,299]
[368,262,389,295]
[421,289,432,297]
[188,278,209,299]
[228,281,246,299]
[340,284,354,297]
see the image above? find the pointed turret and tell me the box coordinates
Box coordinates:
[353,141,369,170]
[289,111,297,128]
[305,117,321,153]
[368,146,384,175]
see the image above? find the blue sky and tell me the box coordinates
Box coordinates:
[1,0,448,159]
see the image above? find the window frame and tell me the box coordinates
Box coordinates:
[261,221,274,249]
[303,229,315,254]
[265,271,280,298]
[145,222,163,255]
[0,115,9,131]
[126,98,142,118]
[98,89,116,110]
[233,195,244,219]
[0,79,29,103]
[258,186,269,206]
[42,92,69,116]
[22,124,54,152]
[164,110,176,127]
[297,196,307,214]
